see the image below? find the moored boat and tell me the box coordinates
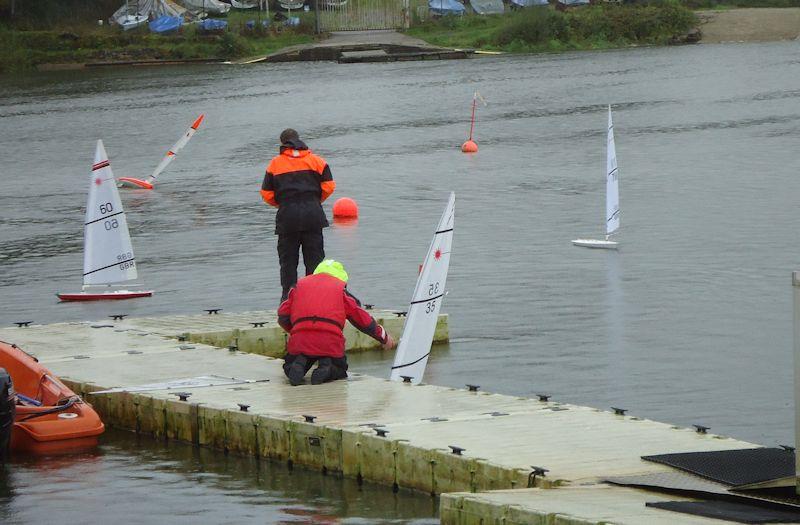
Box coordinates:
[0,342,104,455]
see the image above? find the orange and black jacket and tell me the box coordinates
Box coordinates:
[260,139,336,234]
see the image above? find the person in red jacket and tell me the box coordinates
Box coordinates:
[261,128,336,301]
[278,259,397,385]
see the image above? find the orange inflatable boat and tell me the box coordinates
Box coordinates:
[0,341,104,455]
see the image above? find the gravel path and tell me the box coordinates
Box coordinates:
[697,7,800,43]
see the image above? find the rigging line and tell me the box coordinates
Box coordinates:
[391,351,431,370]
[410,292,445,305]
[83,257,135,277]
[85,210,124,226]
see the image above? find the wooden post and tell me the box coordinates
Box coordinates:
[314,0,321,34]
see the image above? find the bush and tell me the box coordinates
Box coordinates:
[216,31,248,57]
[493,7,568,46]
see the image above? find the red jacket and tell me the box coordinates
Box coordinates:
[277,273,388,358]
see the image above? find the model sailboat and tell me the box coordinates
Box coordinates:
[118,114,204,190]
[572,105,620,250]
[57,140,153,301]
[390,192,455,385]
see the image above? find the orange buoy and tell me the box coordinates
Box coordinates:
[461,91,482,153]
[461,140,478,153]
[333,197,358,218]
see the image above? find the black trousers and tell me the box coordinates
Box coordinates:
[283,353,348,382]
[277,229,325,301]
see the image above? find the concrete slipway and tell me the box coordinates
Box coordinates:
[0,311,767,524]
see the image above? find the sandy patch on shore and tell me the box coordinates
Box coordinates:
[697,7,800,43]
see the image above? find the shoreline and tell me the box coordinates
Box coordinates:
[4,6,800,73]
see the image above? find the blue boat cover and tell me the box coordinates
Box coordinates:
[469,0,503,14]
[199,18,228,30]
[245,19,270,29]
[149,15,182,33]
[510,0,547,6]
[429,0,465,15]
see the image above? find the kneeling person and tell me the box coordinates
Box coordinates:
[278,259,396,385]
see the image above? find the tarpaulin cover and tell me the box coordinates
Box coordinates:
[199,18,228,30]
[429,0,466,15]
[641,448,794,488]
[112,0,188,26]
[149,15,183,32]
[510,0,547,7]
[469,0,503,14]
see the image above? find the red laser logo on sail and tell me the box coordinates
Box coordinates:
[94,178,103,186]
[434,248,442,260]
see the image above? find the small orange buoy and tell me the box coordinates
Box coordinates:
[333,197,358,218]
[461,140,478,153]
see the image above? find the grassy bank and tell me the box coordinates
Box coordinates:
[407,1,697,53]
[682,0,800,7]
[0,1,315,73]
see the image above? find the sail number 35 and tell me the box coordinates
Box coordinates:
[424,281,440,314]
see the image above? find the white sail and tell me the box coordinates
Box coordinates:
[148,114,204,183]
[390,192,455,385]
[606,105,620,236]
[83,140,138,286]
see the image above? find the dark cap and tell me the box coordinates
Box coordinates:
[280,128,300,145]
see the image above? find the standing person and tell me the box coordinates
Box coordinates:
[278,260,397,385]
[261,128,336,301]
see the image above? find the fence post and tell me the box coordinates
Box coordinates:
[314,0,321,33]
[403,0,410,28]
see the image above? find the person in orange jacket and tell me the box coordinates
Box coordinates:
[261,129,336,301]
[278,260,397,385]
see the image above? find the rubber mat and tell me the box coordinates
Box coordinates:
[642,448,793,487]
[646,500,800,523]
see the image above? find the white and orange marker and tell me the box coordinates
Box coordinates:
[461,92,485,153]
[118,114,205,190]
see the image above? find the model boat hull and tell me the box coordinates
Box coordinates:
[117,177,154,190]
[57,290,153,301]
[572,238,618,250]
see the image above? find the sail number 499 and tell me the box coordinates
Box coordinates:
[117,252,135,270]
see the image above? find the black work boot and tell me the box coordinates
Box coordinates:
[310,357,333,385]
[286,355,308,386]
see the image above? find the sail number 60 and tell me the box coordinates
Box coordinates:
[99,202,114,214]
[104,219,119,230]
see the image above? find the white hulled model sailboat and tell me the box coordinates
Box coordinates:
[573,105,620,249]
[57,140,153,301]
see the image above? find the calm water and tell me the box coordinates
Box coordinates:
[1,40,800,521]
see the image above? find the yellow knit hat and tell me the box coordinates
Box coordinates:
[313,259,349,283]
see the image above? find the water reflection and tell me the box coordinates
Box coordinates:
[0,430,438,524]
